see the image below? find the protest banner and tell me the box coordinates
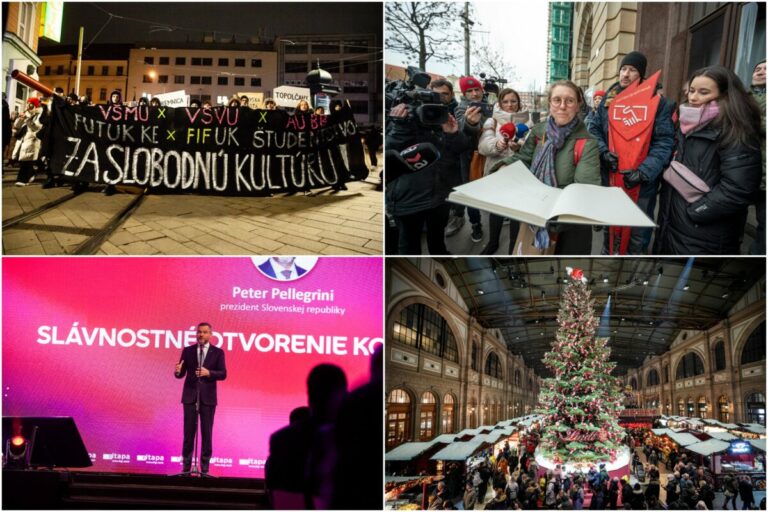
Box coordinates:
[47,97,368,195]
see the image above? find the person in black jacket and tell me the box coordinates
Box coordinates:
[654,65,762,254]
[385,80,471,255]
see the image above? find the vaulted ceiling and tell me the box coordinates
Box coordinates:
[436,258,765,377]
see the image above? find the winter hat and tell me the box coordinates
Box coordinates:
[26,97,40,108]
[593,90,606,99]
[620,51,647,78]
[459,76,483,94]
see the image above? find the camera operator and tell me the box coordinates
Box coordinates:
[447,76,493,243]
[385,80,472,255]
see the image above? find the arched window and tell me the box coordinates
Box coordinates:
[678,398,685,416]
[485,352,502,379]
[392,304,459,362]
[713,341,726,371]
[663,364,669,384]
[647,369,660,387]
[697,396,708,419]
[630,377,638,390]
[528,377,533,390]
[471,341,480,371]
[387,389,411,448]
[745,393,766,424]
[469,398,478,429]
[442,394,455,434]
[687,397,695,416]
[718,395,730,423]
[675,352,705,380]
[419,391,437,440]
[741,321,766,365]
[515,369,521,387]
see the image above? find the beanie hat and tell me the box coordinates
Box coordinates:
[620,51,647,78]
[593,90,606,98]
[26,97,40,108]
[459,76,482,94]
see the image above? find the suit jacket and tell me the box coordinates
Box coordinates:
[258,259,307,279]
[175,343,227,405]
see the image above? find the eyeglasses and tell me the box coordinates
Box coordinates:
[550,97,578,107]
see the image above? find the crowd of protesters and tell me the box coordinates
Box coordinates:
[385,52,765,256]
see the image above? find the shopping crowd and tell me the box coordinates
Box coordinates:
[385,51,766,256]
[424,430,765,510]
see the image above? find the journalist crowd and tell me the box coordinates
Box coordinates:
[385,52,766,256]
[421,433,765,510]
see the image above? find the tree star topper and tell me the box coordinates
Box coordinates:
[566,267,588,284]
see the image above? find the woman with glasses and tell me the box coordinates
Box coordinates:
[478,87,526,254]
[490,80,601,254]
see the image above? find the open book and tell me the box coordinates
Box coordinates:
[448,161,656,228]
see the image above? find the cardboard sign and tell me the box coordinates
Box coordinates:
[152,90,189,108]
[273,86,311,108]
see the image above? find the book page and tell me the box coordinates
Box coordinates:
[447,162,560,226]
[554,184,656,227]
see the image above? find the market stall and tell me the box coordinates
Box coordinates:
[385,475,440,510]
[385,436,456,476]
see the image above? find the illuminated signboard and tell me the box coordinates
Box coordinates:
[729,441,752,454]
[39,1,64,43]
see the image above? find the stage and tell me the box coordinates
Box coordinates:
[2,469,267,509]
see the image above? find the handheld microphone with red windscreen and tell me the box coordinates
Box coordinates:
[499,122,516,141]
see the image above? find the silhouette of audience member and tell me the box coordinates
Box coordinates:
[265,364,348,509]
[289,406,310,424]
[331,345,383,510]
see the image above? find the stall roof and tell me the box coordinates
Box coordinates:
[685,439,731,456]
[496,419,515,428]
[749,439,766,452]
[518,415,542,427]
[667,432,702,446]
[737,424,766,434]
[386,442,437,461]
[431,439,487,461]
[495,426,516,436]
[652,428,684,436]
[476,431,505,445]
[707,431,738,441]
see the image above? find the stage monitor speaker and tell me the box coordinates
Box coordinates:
[2,417,92,468]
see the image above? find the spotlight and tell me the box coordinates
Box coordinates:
[5,435,29,469]
[603,277,609,283]
[683,284,690,291]
[642,280,649,286]
[658,266,663,276]
[477,289,485,295]
[540,290,546,298]
[722,292,729,298]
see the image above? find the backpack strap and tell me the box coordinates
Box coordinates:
[573,138,586,166]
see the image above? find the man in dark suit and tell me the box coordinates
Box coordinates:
[258,257,307,280]
[174,322,227,475]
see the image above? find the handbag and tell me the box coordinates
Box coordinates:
[469,151,485,181]
[662,160,711,203]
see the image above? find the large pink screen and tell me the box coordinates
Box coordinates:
[3,257,382,478]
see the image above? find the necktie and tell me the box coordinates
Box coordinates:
[199,345,204,367]
[281,269,292,279]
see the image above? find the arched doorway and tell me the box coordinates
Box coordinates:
[697,396,709,419]
[419,391,437,441]
[469,398,478,429]
[442,394,455,434]
[387,388,411,448]
[718,395,730,423]
[745,393,766,424]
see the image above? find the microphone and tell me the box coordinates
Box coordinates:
[514,123,529,142]
[499,122,516,141]
[385,143,440,184]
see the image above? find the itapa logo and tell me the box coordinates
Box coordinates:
[238,457,266,468]
[171,456,183,463]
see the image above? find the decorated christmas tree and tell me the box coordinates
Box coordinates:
[537,267,625,464]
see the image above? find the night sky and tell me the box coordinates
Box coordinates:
[40,2,382,47]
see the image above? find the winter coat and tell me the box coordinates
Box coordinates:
[455,97,491,142]
[385,120,472,216]
[588,80,676,197]
[738,479,754,505]
[750,86,765,191]
[463,488,477,510]
[630,488,646,510]
[492,118,601,188]
[13,108,44,161]
[478,112,524,174]
[654,124,761,254]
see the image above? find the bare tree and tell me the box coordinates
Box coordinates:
[385,2,462,71]
[472,43,518,86]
